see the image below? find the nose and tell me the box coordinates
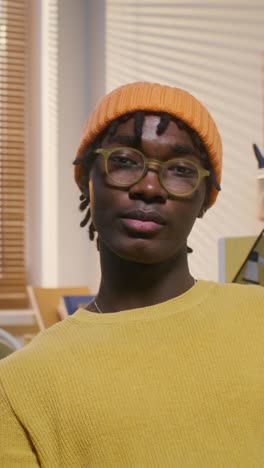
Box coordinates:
[129,166,168,203]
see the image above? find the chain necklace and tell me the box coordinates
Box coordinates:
[93,279,197,314]
[94,298,103,314]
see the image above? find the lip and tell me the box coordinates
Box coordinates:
[121,209,166,225]
[120,209,166,235]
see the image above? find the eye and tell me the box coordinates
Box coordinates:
[110,155,137,166]
[168,162,197,177]
[108,149,142,167]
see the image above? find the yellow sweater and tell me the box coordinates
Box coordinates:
[1,280,264,467]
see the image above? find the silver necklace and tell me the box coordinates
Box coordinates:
[94,298,103,314]
[93,279,197,314]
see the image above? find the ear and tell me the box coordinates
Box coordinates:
[198,205,207,218]
[80,182,89,199]
[83,188,89,199]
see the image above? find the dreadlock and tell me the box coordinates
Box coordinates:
[134,111,145,145]
[74,111,220,245]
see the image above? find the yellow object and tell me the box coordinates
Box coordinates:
[232,230,264,285]
[219,236,256,282]
[27,286,91,329]
[1,280,264,467]
[74,82,222,207]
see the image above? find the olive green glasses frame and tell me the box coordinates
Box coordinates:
[95,147,210,198]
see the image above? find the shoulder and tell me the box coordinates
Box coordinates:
[201,279,264,299]
[0,316,79,386]
[200,281,264,323]
[212,281,264,302]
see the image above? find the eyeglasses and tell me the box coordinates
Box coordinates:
[95,147,210,198]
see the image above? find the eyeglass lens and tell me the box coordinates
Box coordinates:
[107,148,199,195]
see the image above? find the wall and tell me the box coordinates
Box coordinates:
[57,0,104,289]
[27,0,104,291]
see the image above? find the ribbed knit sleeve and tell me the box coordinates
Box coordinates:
[0,380,39,467]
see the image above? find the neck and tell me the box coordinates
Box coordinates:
[95,243,194,313]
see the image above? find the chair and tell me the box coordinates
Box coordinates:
[0,328,21,359]
[27,286,91,329]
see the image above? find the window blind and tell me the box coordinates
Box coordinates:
[0,0,28,308]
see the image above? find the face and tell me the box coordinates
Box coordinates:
[88,115,206,264]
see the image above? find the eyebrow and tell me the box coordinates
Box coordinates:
[169,144,200,158]
[109,134,138,146]
[108,136,200,158]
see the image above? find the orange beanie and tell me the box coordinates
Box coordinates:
[74,82,222,207]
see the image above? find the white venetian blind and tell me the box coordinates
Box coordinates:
[106,0,264,281]
[0,0,28,308]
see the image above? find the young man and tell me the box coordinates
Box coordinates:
[1,82,264,467]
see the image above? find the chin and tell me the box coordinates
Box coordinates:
[110,239,181,265]
[119,252,162,265]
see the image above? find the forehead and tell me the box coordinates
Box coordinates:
[102,114,195,148]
